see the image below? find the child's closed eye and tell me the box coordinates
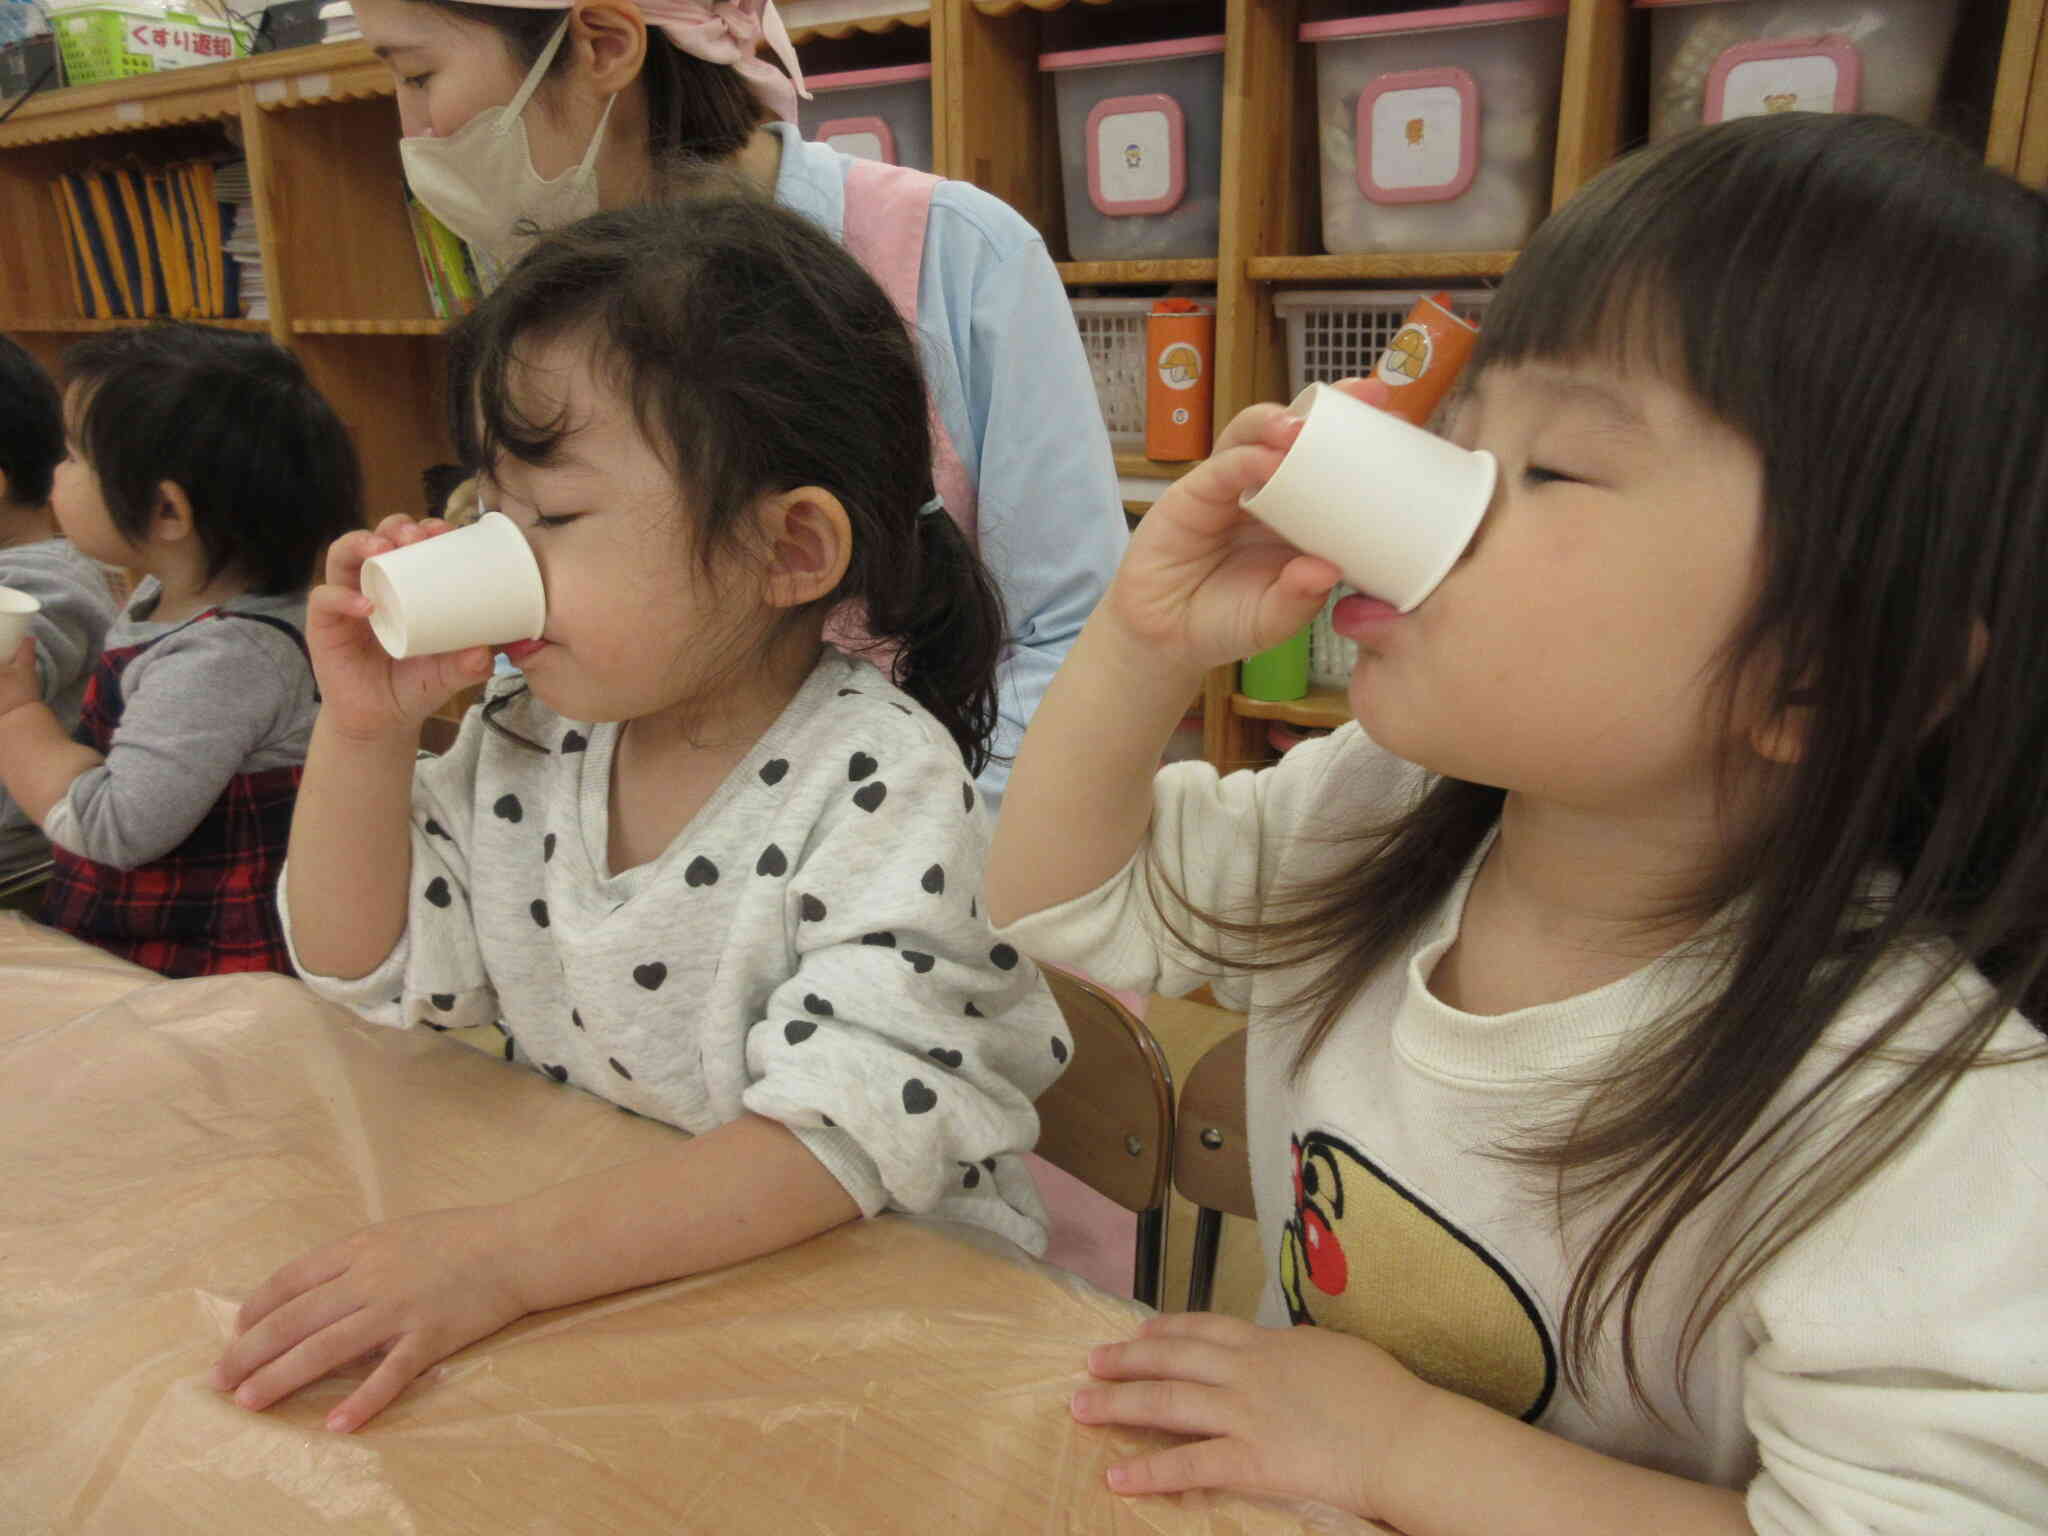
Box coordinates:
[1521,464,1580,487]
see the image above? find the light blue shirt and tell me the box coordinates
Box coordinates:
[770,125,1127,809]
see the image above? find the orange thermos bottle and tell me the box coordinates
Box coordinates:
[1144,298,1215,461]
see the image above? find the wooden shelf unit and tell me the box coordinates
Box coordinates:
[0,1,2043,774]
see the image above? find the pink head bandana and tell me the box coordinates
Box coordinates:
[477,0,810,123]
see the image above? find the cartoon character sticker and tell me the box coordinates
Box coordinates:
[1156,341,1203,391]
[1375,322,1433,388]
[1281,1129,1557,1422]
[1125,143,1145,170]
[1404,116,1426,148]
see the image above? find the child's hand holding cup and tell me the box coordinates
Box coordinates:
[0,587,42,717]
[312,512,546,742]
[1240,382,1497,613]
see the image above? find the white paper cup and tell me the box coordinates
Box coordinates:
[1240,382,1497,612]
[0,586,41,657]
[360,511,546,660]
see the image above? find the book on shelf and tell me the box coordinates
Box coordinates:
[47,157,252,321]
[404,192,480,320]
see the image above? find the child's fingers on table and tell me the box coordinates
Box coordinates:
[215,1280,368,1391]
[232,1245,353,1335]
[1071,1376,1239,1440]
[227,1307,393,1413]
[1086,1334,1241,1388]
[325,1337,437,1433]
[1105,1436,1263,1498]
[1134,1310,1264,1347]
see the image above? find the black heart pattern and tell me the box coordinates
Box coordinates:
[785,1020,817,1044]
[960,1164,981,1189]
[543,833,556,862]
[961,783,974,814]
[903,951,935,974]
[964,1002,984,1019]
[760,758,789,785]
[928,1047,963,1069]
[1051,1036,1069,1064]
[430,993,455,1011]
[425,877,452,908]
[685,856,719,887]
[921,864,945,896]
[901,1079,938,1115]
[848,751,878,781]
[572,1009,585,1029]
[804,994,834,1017]
[756,844,787,877]
[530,899,549,928]
[981,1158,996,1172]
[561,730,588,753]
[543,1064,568,1083]
[853,782,887,814]
[800,894,827,922]
[634,963,667,991]
[503,1036,516,1061]
[837,688,862,698]
[608,1057,632,1080]
[424,817,451,840]
[990,943,1019,971]
[862,931,895,948]
[493,793,523,823]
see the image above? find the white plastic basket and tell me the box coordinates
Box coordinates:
[1275,287,1494,397]
[1309,589,1358,688]
[1068,296,1154,447]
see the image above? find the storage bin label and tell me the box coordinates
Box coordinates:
[1357,67,1478,205]
[1704,37,1861,123]
[1087,93,1186,216]
[817,115,895,164]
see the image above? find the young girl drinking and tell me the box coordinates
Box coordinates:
[0,324,360,974]
[988,113,2048,1532]
[214,197,1070,1434]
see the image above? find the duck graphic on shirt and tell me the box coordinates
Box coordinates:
[1281,1128,1557,1422]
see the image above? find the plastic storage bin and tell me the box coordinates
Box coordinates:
[1274,287,1494,398]
[1040,35,1225,261]
[1639,0,1962,140]
[51,4,245,82]
[1302,2,1568,255]
[1068,296,1154,447]
[804,63,933,171]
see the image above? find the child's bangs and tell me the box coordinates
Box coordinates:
[456,321,592,476]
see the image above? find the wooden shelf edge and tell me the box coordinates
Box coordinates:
[789,9,931,44]
[974,0,1115,13]
[1247,251,1518,282]
[1059,258,1218,285]
[291,319,450,336]
[1114,452,1196,481]
[1229,688,1350,730]
[0,314,266,332]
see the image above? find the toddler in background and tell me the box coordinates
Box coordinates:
[0,335,115,890]
[0,323,361,975]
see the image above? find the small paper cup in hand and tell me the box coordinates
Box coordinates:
[0,586,42,658]
[359,511,546,660]
[1240,382,1497,613]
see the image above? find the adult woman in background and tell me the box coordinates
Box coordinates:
[361,0,1126,809]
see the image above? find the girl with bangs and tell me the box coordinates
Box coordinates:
[990,112,2048,1533]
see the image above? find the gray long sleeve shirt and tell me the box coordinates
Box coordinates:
[43,578,316,871]
[0,538,115,878]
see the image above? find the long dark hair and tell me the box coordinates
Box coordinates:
[445,196,1007,771]
[414,0,768,163]
[1161,114,2048,1403]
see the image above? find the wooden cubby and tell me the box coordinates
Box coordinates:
[3,1,2045,767]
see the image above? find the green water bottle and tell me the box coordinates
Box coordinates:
[1239,624,1310,702]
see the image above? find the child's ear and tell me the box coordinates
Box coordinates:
[757,487,852,610]
[570,1,647,95]
[1747,698,1810,766]
[150,481,196,545]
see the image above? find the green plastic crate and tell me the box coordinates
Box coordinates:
[53,7,246,85]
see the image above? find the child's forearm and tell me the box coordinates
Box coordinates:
[0,700,103,825]
[986,607,1205,926]
[282,712,419,978]
[500,1114,861,1312]
[1378,1386,1752,1536]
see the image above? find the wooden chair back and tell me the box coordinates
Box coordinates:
[1034,967,1175,1305]
[1172,1028,1254,1311]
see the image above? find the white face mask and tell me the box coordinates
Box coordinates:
[399,19,616,292]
